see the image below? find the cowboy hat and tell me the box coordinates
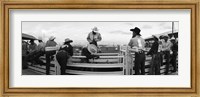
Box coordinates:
[92,27,99,33]
[65,38,73,43]
[163,35,169,39]
[49,36,56,40]
[130,27,141,36]
[152,35,159,41]
[87,44,98,54]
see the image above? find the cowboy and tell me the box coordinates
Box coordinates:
[128,27,146,75]
[170,36,178,72]
[87,27,102,47]
[22,40,28,69]
[32,37,46,65]
[147,35,161,75]
[56,38,73,75]
[45,36,57,75]
[27,39,37,64]
[81,44,99,63]
[37,37,46,52]
[28,39,37,53]
[162,35,172,75]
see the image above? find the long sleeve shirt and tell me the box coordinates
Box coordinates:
[87,32,102,43]
[46,40,57,47]
[162,40,172,51]
[128,36,146,51]
[59,44,73,56]
[147,41,159,55]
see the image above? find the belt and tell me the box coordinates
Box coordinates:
[136,50,145,54]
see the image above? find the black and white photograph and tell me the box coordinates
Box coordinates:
[22,21,178,75]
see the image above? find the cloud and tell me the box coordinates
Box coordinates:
[124,23,133,26]
[108,30,131,35]
[163,26,172,29]
[158,22,172,30]
[142,25,152,29]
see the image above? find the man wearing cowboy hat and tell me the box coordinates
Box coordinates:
[162,35,172,75]
[147,35,161,75]
[128,27,146,75]
[87,27,102,47]
[30,37,46,66]
[45,36,57,75]
[56,38,73,75]
[81,44,99,63]
[26,39,37,64]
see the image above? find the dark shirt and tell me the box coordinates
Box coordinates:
[59,44,73,56]
[147,41,159,55]
[171,42,178,52]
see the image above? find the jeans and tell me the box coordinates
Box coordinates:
[163,51,170,75]
[56,50,69,75]
[171,51,178,72]
[134,52,146,75]
[149,53,161,75]
[45,50,56,75]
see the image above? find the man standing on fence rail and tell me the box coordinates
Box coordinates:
[128,27,146,75]
[87,27,102,47]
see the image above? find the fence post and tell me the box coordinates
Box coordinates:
[125,46,133,75]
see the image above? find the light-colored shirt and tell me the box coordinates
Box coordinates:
[128,36,146,50]
[162,40,172,51]
[87,32,102,43]
[46,40,57,47]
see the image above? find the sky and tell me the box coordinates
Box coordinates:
[22,21,178,46]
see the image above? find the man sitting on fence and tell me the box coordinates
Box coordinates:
[128,27,146,75]
[81,44,99,63]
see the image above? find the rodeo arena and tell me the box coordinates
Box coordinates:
[22,26,178,75]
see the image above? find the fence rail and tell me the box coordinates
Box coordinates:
[26,46,177,75]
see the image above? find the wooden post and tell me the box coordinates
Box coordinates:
[125,46,133,75]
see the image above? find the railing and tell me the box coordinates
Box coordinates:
[65,53,124,75]
[27,46,177,75]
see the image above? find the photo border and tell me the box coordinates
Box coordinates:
[0,0,199,97]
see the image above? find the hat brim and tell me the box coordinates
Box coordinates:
[163,36,169,38]
[93,30,98,33]
[87,44,98,54]
[65,40,73,43]
[130,29,141,36]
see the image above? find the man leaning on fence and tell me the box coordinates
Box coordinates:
[45,36,57,75]
[128,27,146,75]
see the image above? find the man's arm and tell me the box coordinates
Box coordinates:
[128,39,133,48]
[87,33,92,43]
[96,33,102,42]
